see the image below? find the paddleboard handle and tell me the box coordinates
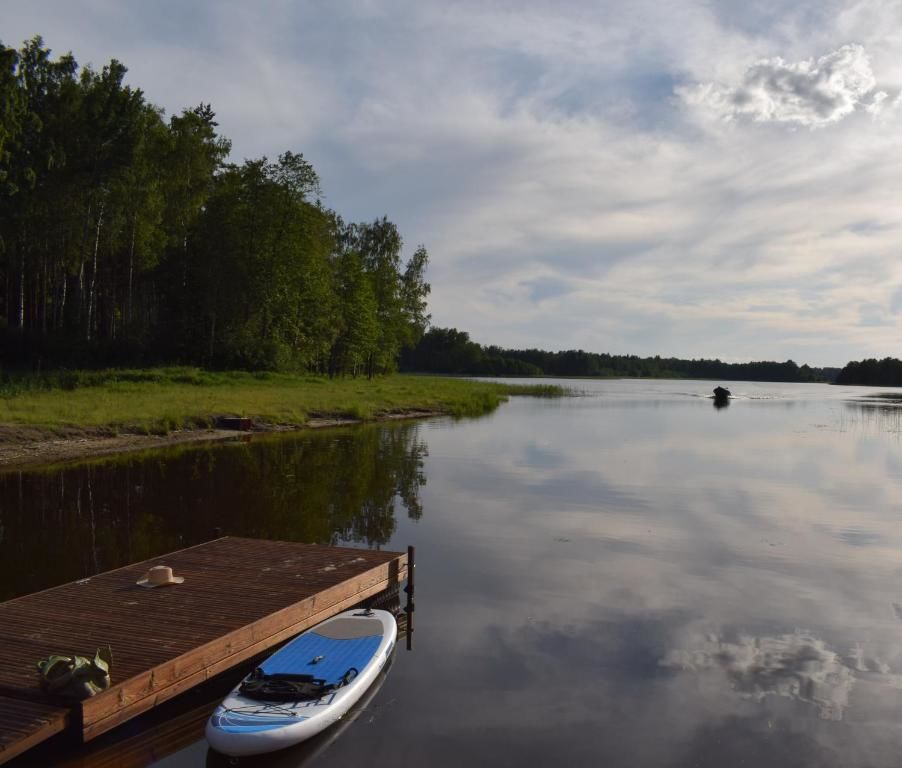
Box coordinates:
[340,667,359,686]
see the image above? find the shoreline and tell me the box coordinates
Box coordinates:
[0,409,445,470]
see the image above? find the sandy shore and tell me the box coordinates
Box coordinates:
[0,409,443,469]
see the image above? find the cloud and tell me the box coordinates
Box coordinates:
[682,44,888,126]
[890,287,902,315]
[661,631,857,719]
[519,276,577,303]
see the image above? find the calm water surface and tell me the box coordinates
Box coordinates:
[6,379,902,767]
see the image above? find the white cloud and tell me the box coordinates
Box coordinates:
[865,89,889,115]
[682,44,888,126]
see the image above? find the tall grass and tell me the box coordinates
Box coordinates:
[0,369,566,433]
[0,366,268,395]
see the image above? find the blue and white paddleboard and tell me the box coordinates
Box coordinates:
[206,609,396,757]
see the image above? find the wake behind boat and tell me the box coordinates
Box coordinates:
[206,608,396,757]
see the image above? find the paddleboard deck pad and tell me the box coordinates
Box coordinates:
[206,608,396,757]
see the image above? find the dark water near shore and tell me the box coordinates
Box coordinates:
[6,379,902,767]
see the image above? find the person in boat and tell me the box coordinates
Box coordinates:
[713,386,731,401]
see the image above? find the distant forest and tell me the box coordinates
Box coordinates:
[0,37,429,375]
[402,328,840,383]
[835,358,902,387]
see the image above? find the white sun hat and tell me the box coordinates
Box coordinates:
[136,564,185,588]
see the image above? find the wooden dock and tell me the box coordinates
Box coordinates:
[0,697,69,764]
[0,537,407,765]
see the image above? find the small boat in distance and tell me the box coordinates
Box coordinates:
[206,608,396,757]
[713,386,731,406]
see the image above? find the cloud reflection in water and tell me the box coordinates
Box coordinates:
[662,631,855,720]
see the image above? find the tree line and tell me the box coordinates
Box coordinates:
[402,327,839,382]
[835,358,902,387]
[0,37,429,374]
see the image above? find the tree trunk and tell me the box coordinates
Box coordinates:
[58,269,67,331]
[86,200,105,341]
[76,259,85,327]
[75,198,93,330]
[41,256,48,335]
[208,312,216,363]
[127,213,136,330]
[17,245,25,330]
[3,255,9,330]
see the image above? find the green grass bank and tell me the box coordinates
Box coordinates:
[0,368,565,434]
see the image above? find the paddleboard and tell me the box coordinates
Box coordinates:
[205,658,394,768]
[206,608,396,757]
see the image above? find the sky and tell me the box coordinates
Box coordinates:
[4,0,902,367]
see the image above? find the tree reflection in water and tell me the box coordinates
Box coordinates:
[0,422,427,600]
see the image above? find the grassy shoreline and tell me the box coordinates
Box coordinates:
[0,368,565,434]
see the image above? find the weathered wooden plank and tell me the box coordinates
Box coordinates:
[0,696,68,766]
[39,698,214,768]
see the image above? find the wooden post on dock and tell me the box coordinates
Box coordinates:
[405,544,415,650]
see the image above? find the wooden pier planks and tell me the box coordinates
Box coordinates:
[0,537,406,761]
[0,696,69,764]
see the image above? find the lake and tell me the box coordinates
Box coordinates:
[4,378,902,767]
